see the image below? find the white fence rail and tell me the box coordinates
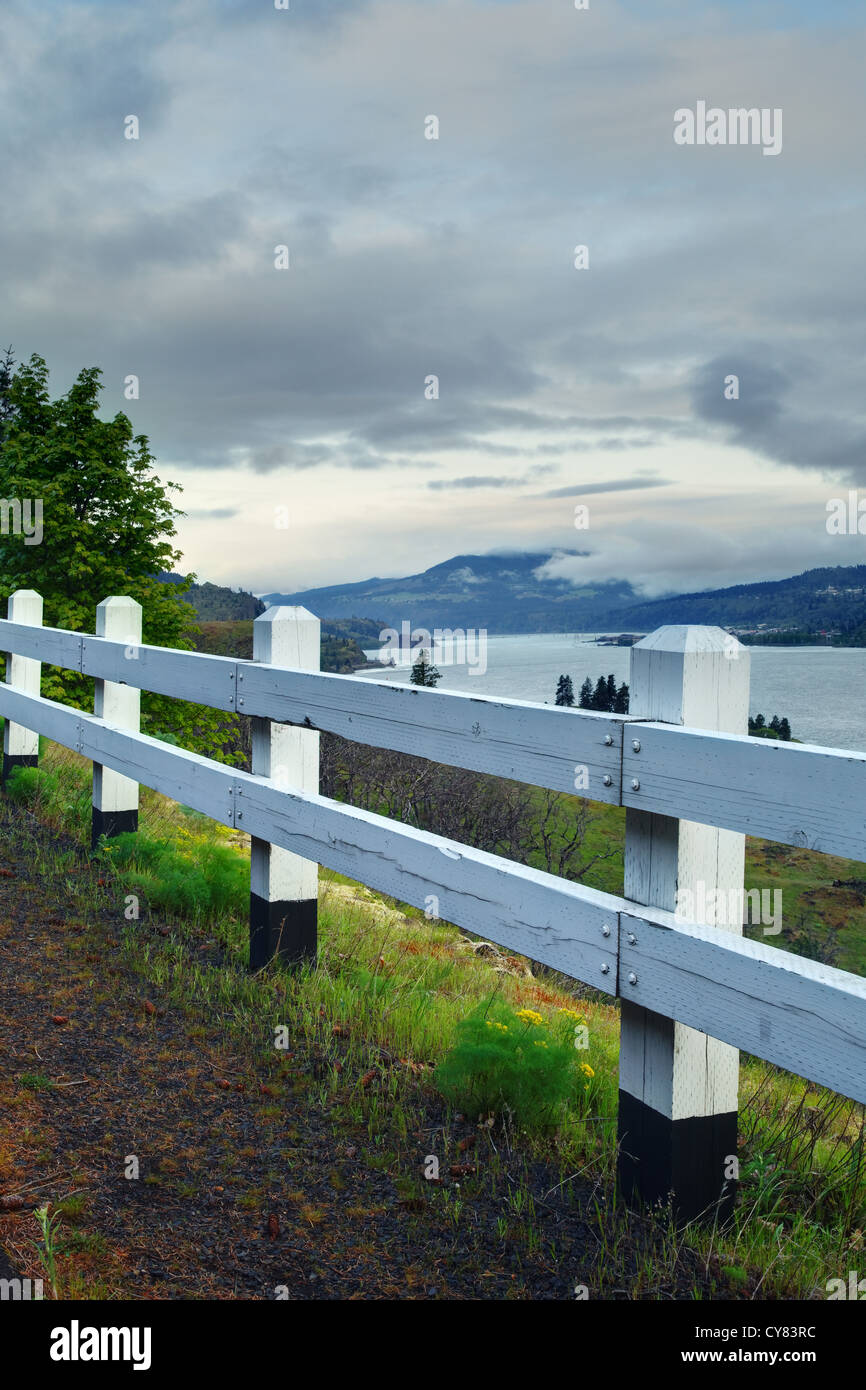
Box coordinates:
[1,593,865,1223]
[2,615,864,858]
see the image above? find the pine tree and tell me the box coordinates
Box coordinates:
[577,677,593,709]
[779,717,791,741]
[555,674,574,706]
[605,674,617,710]
[613,682,629,713]
[410,649,442,687]
[753,713,765,729]
[592,676,608,711]
[769,715,781,734]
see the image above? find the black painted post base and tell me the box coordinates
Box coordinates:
[616,1090,738,1226]
[250,894,317,971]
[91,807,139,852]
[2,753,38,785]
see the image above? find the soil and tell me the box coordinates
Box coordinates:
[0,797,730,1301]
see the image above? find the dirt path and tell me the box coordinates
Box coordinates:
[0,799,719,1300]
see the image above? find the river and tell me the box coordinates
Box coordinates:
[359,634,866,754]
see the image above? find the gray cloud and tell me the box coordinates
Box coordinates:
[428,476,513,490]
[1,0,864,590]
[184,506,239,520]
[691,352,866,482]
[536,476,672,499]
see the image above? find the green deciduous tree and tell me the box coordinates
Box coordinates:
[0,352,242,763]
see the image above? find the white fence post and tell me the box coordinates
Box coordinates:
[91,596,142,850]
[2,589,43,783]
[249,605,320,969]
[617,625,750,1224]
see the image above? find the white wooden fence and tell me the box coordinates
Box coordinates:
[1,590,865,1223]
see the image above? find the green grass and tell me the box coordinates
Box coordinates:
[18,1072,54,1092]
[1,736,864,1298]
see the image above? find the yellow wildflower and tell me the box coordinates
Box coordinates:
[580,1063,595,1078]
[516,1008,544,1027]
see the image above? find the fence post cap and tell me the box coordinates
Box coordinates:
[6,589,43,620]
[96,595,142,613]
[635,624,742,655]
[255,605,318,626]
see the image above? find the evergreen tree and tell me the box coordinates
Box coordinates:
[769,715,781,734]
[779,717,791,741]
[410,649,442,687]
[555,674,574,706]
[613,681,629,713]
[753,713,765,729]
[605,674,617,710]
[577,677,593,709]
[592,676,608,711]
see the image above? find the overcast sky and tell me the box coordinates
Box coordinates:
[2,0,864,597]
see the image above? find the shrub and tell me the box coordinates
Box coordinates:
[102,829,248,924]
[435,1001,601,1131]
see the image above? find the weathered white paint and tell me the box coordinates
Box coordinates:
[0,619,624,801]
[1,678,865,1098]
[249,606,319,904]
[92,597,141,816]
[0,617,81,669]
[620,905,866,1105]
[2,591,43,763]
[3,613,865,857]
[624,723,866,861]
[619,627,749,1122]
[239,776,619,987]
[84,638,238,712]
[240,664,625,803]
[0,683,232,819]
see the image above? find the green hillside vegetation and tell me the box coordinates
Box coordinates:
[261,553,866,639]
[159,573,265,622]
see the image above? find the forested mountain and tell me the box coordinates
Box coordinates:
[262,556,866,637]
[262,552,638,633]
[159,573,265,621]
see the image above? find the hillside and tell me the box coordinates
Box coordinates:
[613,566,866,637]
[262,556,866,638]
[262,552,638,634]
[159,573,265,622]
